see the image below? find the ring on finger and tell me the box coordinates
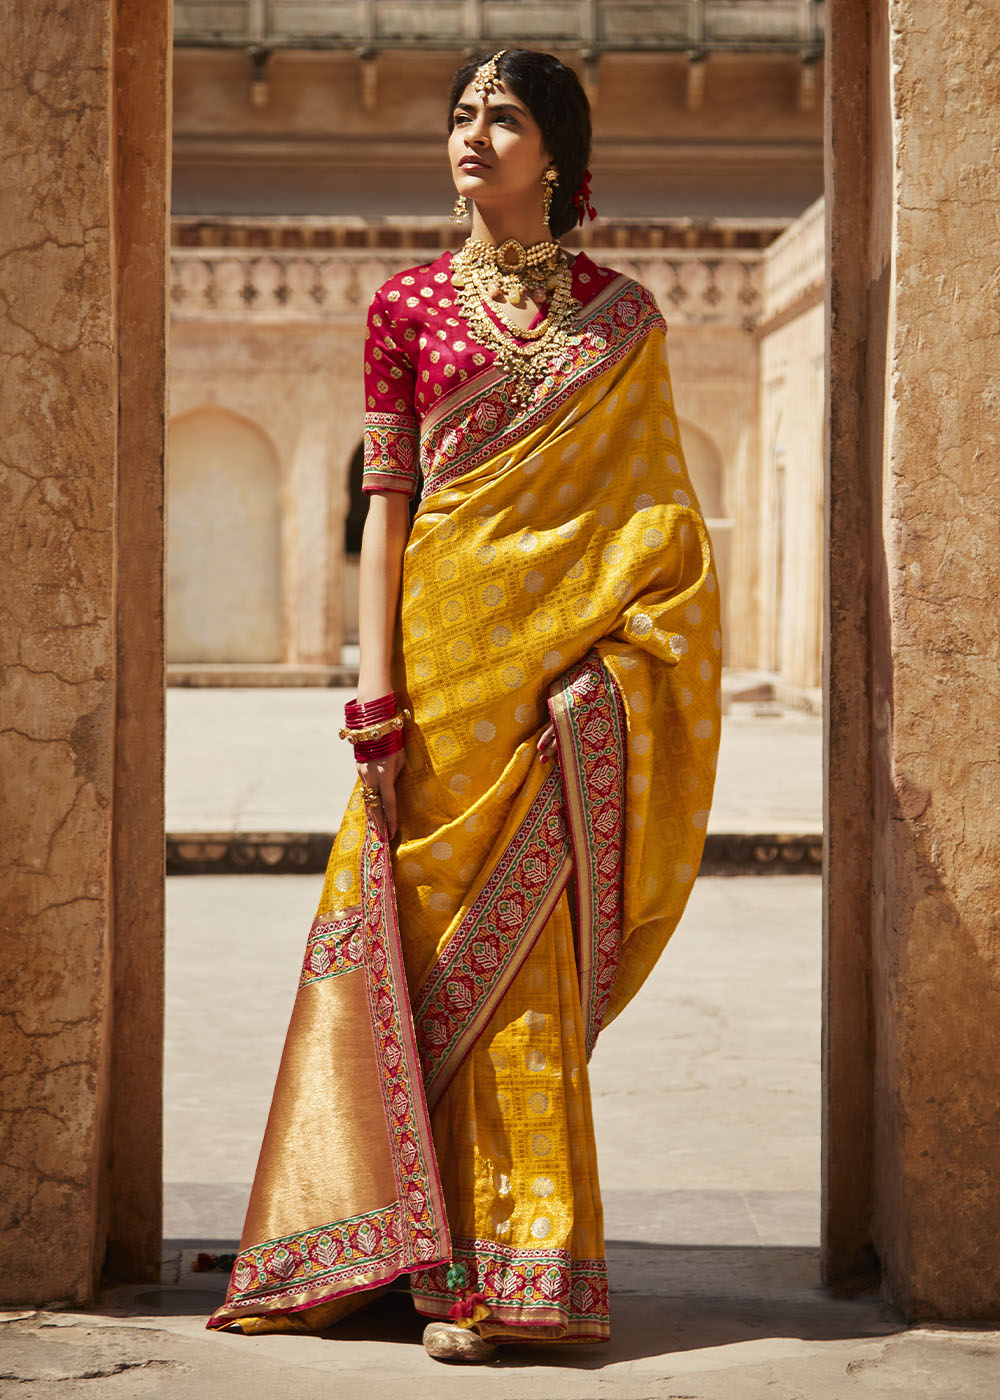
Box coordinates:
[361,783,382,808]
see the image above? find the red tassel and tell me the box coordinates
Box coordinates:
[447,1290,487,1321]
[572,168,597,226]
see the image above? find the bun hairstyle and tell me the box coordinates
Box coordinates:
[447,49,593,238]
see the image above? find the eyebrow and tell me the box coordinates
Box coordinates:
[454,100,527,116]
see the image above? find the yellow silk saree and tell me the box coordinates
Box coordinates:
[207,267,721,1342]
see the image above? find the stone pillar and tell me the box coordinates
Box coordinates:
[825,0,1000,1317]
[0,0,170,1302]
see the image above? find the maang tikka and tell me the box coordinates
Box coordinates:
[472,50,507,101]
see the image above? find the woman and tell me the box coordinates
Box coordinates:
[207,48,721,1362]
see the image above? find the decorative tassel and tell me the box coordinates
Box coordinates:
[447,1291,490,1328]
[572,168,597,225]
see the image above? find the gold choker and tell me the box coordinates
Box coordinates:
[450,238,581,408]
[451,237,563,306]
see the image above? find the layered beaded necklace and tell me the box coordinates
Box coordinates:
[449,237,582,408]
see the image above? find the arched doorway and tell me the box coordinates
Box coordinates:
[342,441,365,645]
[678,418,732,640]
[166,408,283,663]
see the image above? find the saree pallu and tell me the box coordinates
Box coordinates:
[207,275,722,1341]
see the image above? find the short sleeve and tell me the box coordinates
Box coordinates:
[362,288,420,498]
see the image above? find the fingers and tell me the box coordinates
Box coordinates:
[358,754,404,841]
[380,775,398,841]
[536,721,559,765]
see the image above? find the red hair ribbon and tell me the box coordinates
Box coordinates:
[572,168,597,225]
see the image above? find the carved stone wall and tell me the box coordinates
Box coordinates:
[0,0,170,1300]
[170,246,764,328]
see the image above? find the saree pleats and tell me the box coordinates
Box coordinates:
[208,279,721,1340]
[412,890,608,1340]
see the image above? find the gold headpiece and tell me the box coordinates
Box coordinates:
[472,50,507,102]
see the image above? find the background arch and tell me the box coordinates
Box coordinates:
[677,418,726,520]
[166,407,283,663]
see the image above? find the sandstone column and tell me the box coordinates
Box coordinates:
[825,0,1000,1317]
[0,0,171,1301]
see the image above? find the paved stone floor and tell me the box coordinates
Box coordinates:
[165,685,822,836]
[162,875,822,1235]
[5,874,999,1394]
[6,703,997,1395]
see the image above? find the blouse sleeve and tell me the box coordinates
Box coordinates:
[361,287,420,498]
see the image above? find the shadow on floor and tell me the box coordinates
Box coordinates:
[134,1240,901,1368]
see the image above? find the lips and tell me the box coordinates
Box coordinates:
[459,156,490,170]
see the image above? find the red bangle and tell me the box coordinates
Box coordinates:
[353,728,405,761]
[345,691,397,726]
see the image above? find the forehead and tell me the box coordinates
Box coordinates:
[454,80,530,115]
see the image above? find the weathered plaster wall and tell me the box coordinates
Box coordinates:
[826,0,1000,1317]
[872,0,1000,1317]
[0,0,170,1300]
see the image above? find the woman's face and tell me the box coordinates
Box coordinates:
[448,80,552,209]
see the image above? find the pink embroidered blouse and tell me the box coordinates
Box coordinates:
[361,249,624,501]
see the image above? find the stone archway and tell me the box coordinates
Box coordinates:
[4,0,1000,1320]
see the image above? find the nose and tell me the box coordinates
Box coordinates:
[464,113,490,146]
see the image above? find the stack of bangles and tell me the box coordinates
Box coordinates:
[339,691,409,763]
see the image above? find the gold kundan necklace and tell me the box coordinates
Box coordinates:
[450,237,582,407]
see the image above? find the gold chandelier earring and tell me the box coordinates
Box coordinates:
[450,193,469,223]
[541,167,558,226]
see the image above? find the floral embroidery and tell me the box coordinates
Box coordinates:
[298,911,363,988]
[216,1204,404,1310]
[363,413,419,496]
[412,1240,609,1337]
[547,655,627,1055]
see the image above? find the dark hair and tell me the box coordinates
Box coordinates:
[446,49,592,238]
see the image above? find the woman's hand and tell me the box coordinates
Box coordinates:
[537,721,559,765]
[358,748,406,840]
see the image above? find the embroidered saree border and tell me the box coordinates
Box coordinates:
[358,818,451,1265]
[417,269,632,443]
[214,1204,405,1313]
[411,1238,610,1338]
[413,766,572,1110]
[206,818,451,1328]
[411,652,630,1113]
[547,655,627,1059]
[420,277,665,496]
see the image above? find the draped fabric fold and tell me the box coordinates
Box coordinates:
[207,260,721,1341]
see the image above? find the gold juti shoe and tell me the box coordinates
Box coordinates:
[422,1321,498,1363]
